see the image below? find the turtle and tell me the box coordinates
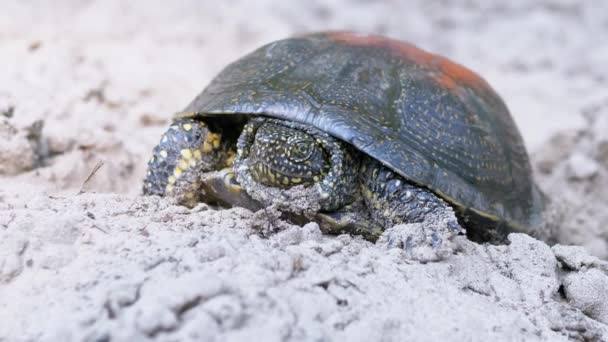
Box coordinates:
[142,31,546,244]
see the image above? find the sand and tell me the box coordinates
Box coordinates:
[1,1,607,341]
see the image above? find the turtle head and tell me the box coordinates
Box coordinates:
[247,122,329,188]
[233,117,359,212]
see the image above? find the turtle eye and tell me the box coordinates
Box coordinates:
[289,139,314,162]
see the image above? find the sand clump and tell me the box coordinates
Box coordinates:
[535,110,608,259]
[0,116,44,176]
[1,194,607,341]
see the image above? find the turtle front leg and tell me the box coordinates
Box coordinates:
[143,117,234,207]
[360,159,465,259]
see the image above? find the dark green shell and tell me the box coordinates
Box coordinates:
[180,31,545,232]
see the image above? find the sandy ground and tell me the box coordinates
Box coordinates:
[1,0,608,341]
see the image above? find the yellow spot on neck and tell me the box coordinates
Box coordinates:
[224,151,236,167]
[206,132,222,149]
[178,160,189,170]
[201,142,213,153]
[180,149,193,159]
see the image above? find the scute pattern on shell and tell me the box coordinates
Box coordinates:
[181,31,545,231]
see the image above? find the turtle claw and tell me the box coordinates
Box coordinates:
[387,233,400,249]
[430,231,442,249]
[448,220,466,234]
[403,234,415,257]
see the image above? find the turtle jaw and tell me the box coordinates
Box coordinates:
[248,160,316,188]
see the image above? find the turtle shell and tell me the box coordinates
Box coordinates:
[179,31,545,233]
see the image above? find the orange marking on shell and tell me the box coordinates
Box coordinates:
[326,32,489,92]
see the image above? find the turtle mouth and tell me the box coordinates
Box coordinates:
[247,158,318,188]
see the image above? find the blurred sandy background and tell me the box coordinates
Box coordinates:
[2,0,607,192]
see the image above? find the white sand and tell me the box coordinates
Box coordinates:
[1,1,607,341]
